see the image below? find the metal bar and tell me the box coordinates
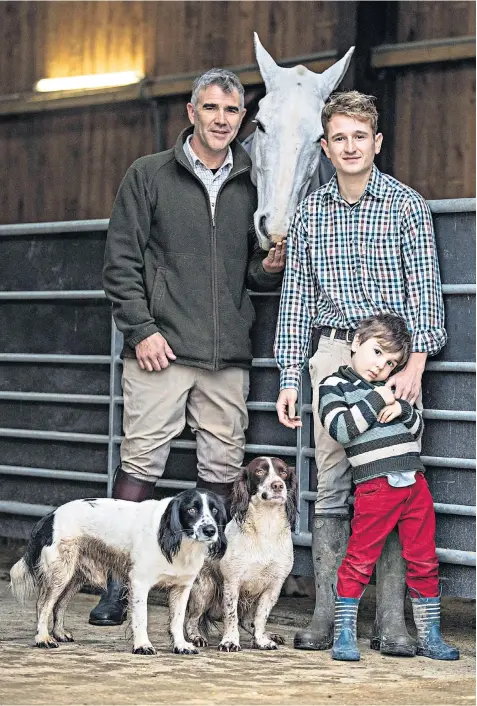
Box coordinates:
[300,491,475,517]
[0,428,108,443]
[0,220,109,236]
[155,479,195,491]
[0,465,108,483]
[251,358,277,368]
[0,392,110,404]
[299,404,475,422]
[0,354,111,364]
[291,532,476,567]
[428,198,476,214]
[442,284,476,295]
[0,290,106,300]
[0,501,56,517]
[300,446,475,470]
[0,284,472,301]
[425,362,475,373]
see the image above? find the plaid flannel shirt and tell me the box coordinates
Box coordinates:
[183,135,233,220]
[275,165,446,390]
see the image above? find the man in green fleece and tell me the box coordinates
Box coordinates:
[90,68,285,626]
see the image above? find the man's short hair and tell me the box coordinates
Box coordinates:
[321,91,378,138]
[190,69,245,110]
[355,314,412,366]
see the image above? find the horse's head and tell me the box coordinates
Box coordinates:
[251,33,354,250]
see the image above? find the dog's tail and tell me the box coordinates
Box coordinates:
[10,557,37,604]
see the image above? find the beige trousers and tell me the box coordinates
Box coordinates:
[120,358,250,484]
[309,334,422,517]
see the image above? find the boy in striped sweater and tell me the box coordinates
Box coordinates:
[318,313,459,662]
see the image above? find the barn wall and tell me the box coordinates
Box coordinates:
[0,1,474,224]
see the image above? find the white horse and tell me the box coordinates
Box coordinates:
[249,33,354,249]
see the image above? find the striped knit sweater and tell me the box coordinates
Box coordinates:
[319,366,425,484]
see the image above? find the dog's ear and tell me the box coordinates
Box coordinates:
[230,466,250,525]
[158,496,183,563]
[285,466,299,529]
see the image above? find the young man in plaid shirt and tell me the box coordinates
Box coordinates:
[274,91,446,656]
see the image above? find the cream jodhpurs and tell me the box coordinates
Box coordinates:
[120,358,250,484]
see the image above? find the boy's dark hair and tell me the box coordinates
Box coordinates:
[355,314,412,365]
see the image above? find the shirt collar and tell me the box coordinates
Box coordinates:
[184,135,233,173]
[322,164,386,203]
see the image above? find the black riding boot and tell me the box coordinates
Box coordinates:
[195,477,234,521]
[370,529,416,656]
[88,467,156,627]
[294,516,350,650]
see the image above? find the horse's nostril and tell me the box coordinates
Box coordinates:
[259,216,269,238]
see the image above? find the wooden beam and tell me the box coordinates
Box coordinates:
[372,36,476,69]
[0,51,338,118]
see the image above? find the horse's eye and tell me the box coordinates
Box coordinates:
[253,119,266,133]
[187,508,197,515]
[212,507,218,515]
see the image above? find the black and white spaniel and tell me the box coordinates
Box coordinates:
[10,489,227,655]
[186,457,297,651]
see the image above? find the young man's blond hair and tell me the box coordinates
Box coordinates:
[321,91,379,137]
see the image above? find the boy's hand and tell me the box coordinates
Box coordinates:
[375,386,395,406]
[378,400,402,423]
[276,388,302,429]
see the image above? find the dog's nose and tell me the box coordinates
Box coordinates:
[202,524,217,538]
[271,481,284,492]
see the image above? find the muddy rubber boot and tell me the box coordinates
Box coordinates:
[89,467,156,627]
[411,596,459,660]
[331,596,361,661]
[196,478,234,521]
[370,529,416,656]
[294,516,350,650]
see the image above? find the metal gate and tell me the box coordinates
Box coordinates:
[0,199,475,597]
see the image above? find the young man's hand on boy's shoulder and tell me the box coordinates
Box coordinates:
[377,400,402,424]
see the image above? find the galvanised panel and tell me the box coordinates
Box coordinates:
[426,468,476,507]
[0,362,111,395]
[435,515,476,554]
[435,294,475,361]
[433,212,476,284]
[250,294,280,357]
[422,372,475,411]
[0,475,107,509]
[0,401,108,434]
[0,439,108,474]
[0,232,106,291]
[421,420,475,459]
[249,367,281,402]
[0,301,110,354]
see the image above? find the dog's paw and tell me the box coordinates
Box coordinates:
[268,632,285,645]
[133,643,156,655]
[172,642,199,655]
[218,640,242,652]
[252,637,278,650]
[52,631,74,643]
[35,635,59,649]
[189,635,208,648]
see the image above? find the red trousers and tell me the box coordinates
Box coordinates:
[337,472,439,598]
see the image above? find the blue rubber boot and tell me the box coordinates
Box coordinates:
[331,596,360,661]
[411,597,459,660]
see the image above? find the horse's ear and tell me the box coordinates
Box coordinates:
[254,32,280,92]
[318,46,355,98]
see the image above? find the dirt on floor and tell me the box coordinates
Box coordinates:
[0,544,475,706]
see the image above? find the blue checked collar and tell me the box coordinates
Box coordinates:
[322,164,387,203]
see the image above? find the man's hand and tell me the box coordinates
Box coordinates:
[135,332,176,372]
[377,400,402,424]
[386,352,427,405]
[276,388,302,429]
[262,240,286,274]
[375,385,396,406]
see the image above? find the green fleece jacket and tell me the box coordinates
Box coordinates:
[103,127,282,369]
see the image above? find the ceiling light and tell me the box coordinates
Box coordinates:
[34,71,144,93]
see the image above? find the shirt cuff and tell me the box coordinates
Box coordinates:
[412,328,447,355]
[279,368,301,391]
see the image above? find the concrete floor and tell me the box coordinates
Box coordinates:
[0,570,475,706]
